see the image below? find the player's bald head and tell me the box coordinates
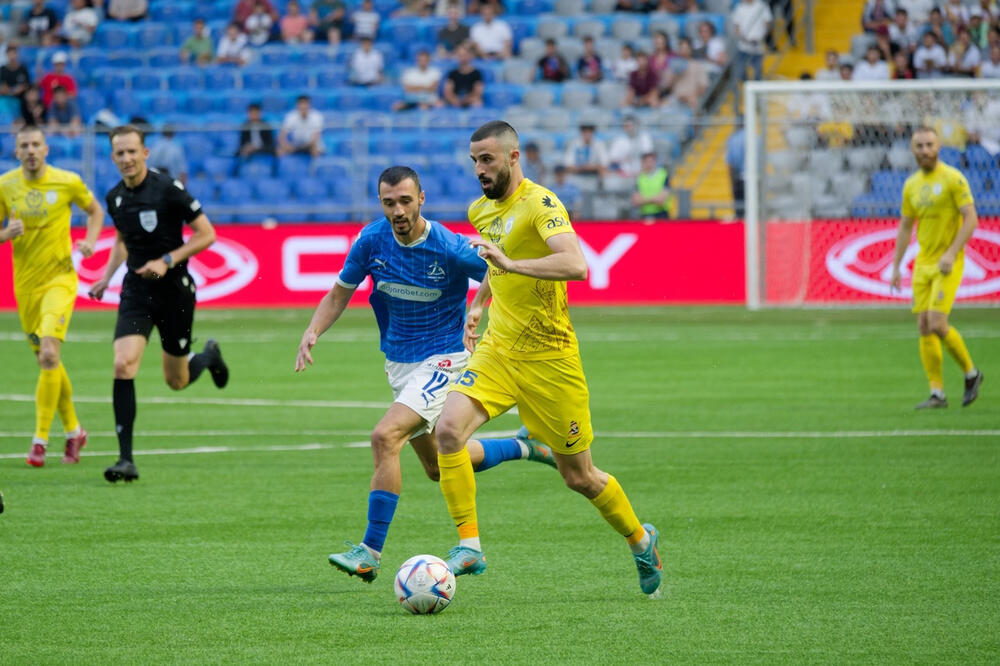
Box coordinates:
[470,121,519,153]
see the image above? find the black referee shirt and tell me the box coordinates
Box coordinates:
[106,169,204,272]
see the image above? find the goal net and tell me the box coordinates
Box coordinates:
[743,79,1000,309]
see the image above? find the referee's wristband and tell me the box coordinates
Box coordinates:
[162,253,174,268]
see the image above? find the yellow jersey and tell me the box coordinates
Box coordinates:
[0,165,94,290]
[468,178,579,360]
[901,162,974,265]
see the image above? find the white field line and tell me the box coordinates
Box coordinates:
[0,393,389,410]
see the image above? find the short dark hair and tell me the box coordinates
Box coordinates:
[52,85,67,93]
[470,120,518,145]
[248,102,261,111]
[296,94,310,103]
[378,165,422,193]
[109,124,146,146]
[16,124,44,139]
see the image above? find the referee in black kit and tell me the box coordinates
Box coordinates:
[89,125,229,483]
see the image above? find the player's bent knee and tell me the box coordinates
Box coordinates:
[113,357,137,378]
[37,349,60,369]
[165,375,188,391]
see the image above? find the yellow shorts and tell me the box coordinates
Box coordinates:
[450,342,594,456]
[15,273,78,352]
[911,258,963,315]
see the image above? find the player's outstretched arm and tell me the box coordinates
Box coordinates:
[295,283,356,371]
[890,215,915,291]
[74,198,105,258]
[464,272,491,352]
[89,230,128,300]
[469,232,588,281]
[939,204,979,276]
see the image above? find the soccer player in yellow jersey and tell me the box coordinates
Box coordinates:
[0,125,104,466]
[891,126,983,409]
[433,120,662,596]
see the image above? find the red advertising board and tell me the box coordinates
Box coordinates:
[0,221,746,310]
[764,218,1000,305]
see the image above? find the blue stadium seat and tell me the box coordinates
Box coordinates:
[197,1,233,22]
[277,154,312,179]
[870,170,908,195]
[221,91,257,116]
[366,87,401,110]
[77,89,105,121]
[203,67,238,90]
[151,2,195,22]
[214,132,242,156]
[965,144,997,170]
[110,90,144,119]
[219,179,253,203]
[316,68,348,88]
[517,0,554,13]
[254,178,291,202]
[239,159,274,180]
[293,179,332,200]
[95,24,134,50]
[185,178,217,202]
[445,177,483,199]
[259,45,297,67]
[167,68,204,90]
[130,71,163,91]
[106,54,143,69]
[149,49,180,68]
[300,46,337,67]
[328,88,365,111]
[78,51,109,71]
[203,156,237,181]
[939,146,962,167]
[313,157,350,182]
[978,194,1000,216]
[91,68,127,91]
[183,134,216,160]
[241,68,277,91]
[137,23,173,49]
[507,16,539,45]
[185,95,218,115]
[147,92,180,116]
[279,69,311,89]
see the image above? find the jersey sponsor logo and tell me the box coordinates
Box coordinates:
[75,233,258,304]
[46,191,57,205]
[825,227,1000,299]
[375,280,442,302]
[545,216,568,230]
[139,210,158,232]
[436,359,452,368]
[426,260,446,281]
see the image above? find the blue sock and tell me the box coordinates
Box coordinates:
[476,438,523,472]
[362,490,399,555]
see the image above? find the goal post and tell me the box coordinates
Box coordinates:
[744,79,1000,310]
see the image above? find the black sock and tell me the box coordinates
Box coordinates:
[113,378,136,462]
[188,352,209,384]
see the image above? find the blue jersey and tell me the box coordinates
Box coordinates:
[337,219,487,363]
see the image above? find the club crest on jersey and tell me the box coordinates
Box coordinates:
[139,209,158,232]
[933,183,942,195]
[46,191,57,205]
[115,196,122,208]
[426,260,446,281]
[26,189,42,209]
[568,420,580,436]
[487,217,503,244]
[505,217,514,233]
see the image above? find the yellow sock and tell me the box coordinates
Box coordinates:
[56,363,80,434]
[34,367,61,442]
[590,475,643,539]
[941,327,974,374]
[919,334,944,391]
[438,448,478,540]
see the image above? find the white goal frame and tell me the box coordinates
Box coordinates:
[744,78,1000,310]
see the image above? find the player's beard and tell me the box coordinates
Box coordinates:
[480,164,511,200]
[391,211,418,238]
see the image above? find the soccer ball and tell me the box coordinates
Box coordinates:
[394,554,456,615]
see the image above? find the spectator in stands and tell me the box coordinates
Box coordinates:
[726,123,745,217]
[625,50,660,108]
[147,126,189,184]
[943,0,970,28]
[434,0,464,16]
[892,49,916,77]
[949,28,982,75]
[106,0,149,21]
[245,1,276,46]
[563,123,609,185]
[896,0,934,25]
[889,8,920,53]
[216,23,251,65]
[180,18,214,64]
[443,44,484,107]
[38,53,77,108]
[469,3,512,59]
[839,62,854,79]
[437,3,470,56]
[853,45,892,79]
[15,86,47,130]
[0,46,31,100]
[278,95,324,157]
[612,43,638,81]
[925,8,955,48]
[46,85,81,137]
[394,49,442,110]
[577,36,603,83]
[649,31,672,81]
[980,42,1000,77]
[281,1,313,43]
[969,9,989,48]
[660,37,710,110]
[309,0,347,42]
[520,142,545,184]
[234,0,277,26]
[395,0,434,17]
[693,21,728,73]
[60,0,99,48]
[786,73,831,121]
[348,36,383,85]
[861,0,895,35]
[913,31,948,76]
[767,0,796,48]
[814,49,841,80]
[20,0,60,46]
[731,0,773,81]
[615,0,653,11]
[350,0,381,41]
[538,39,570,82]
[631,152,671,221]
[608,114,653,178]
[238,103,275,159]
[550,166,582,219]
[657,0,697,12]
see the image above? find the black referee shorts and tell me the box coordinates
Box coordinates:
[114,270,197,356]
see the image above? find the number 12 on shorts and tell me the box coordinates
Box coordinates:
[421,370,452,406]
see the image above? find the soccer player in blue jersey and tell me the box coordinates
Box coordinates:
[295,166,556,583]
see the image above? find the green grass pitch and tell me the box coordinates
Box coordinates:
[1,306,997,663]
